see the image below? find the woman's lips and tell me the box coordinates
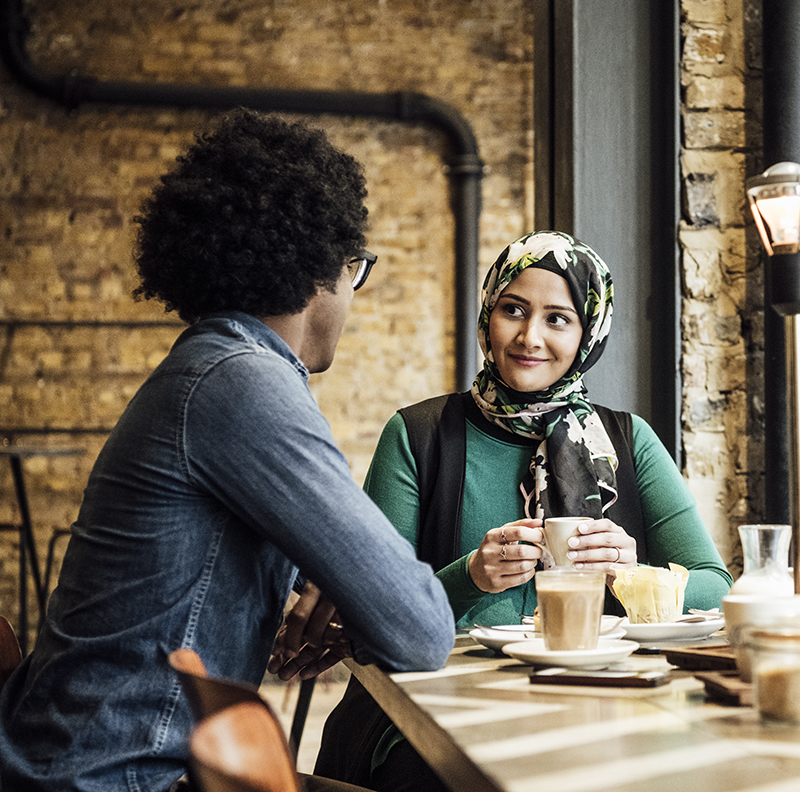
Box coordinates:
[509,354,547,367]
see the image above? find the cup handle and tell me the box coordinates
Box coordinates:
[533,540,556,570]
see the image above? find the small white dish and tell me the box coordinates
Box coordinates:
[476,624,534,633]
[598,625,627,641]
[620,617,724,642]
[518,615,625,636]
[470,618,626,653]
[469,627,536,653]
[503,638,639,670]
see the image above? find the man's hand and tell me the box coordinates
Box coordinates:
[267,581,352,681]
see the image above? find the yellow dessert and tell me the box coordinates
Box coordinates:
[612,563,689,624]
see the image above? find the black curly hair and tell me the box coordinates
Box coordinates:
[133,108,368,323]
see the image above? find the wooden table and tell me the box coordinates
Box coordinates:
[0,446,84,653]
[346,636,800,792]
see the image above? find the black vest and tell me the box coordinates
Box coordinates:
[399,391,647,616]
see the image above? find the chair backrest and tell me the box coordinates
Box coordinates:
[168,648,266,721]
[0,616,22,691]
[168,648,301,792]
[190,702,302,792]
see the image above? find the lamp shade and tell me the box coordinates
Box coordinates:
[747,162,800,256]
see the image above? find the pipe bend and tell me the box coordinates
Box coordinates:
[394,91,481,159]
[1,1,482,168]
[0,0,482,392]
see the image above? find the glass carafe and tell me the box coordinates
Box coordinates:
[729,524,794,596]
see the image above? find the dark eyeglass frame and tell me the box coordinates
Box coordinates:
[348,250,377,291]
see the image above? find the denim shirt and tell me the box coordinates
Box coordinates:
[0,311,454,792]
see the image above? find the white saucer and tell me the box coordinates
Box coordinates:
[469,627,536,653]
[470,618,626,653]
[522,615,625,635]
[503,638,639,670]
[620,617,724,642]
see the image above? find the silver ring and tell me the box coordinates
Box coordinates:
[328,622,344,632]
[501,545,507,560]
[501,527,506,543]
[612,547,621,563]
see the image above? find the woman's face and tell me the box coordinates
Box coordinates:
[488,267,583,393]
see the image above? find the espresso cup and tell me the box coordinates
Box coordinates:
[722,594,800,682]
[540,517,591,567]
[535,568,605,651]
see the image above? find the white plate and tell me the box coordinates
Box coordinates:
[469,627,537,653]
[504,638,639,670]
[620,617,725,642]
[470,618,626,652]
[518,625,626,641]
[518,615,625,636]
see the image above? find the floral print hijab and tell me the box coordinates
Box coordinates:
[470,231,617,520]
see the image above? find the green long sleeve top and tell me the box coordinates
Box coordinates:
[364,409,733,629]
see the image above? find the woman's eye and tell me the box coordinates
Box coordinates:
[502,303,524,318]
[547,313,570,326]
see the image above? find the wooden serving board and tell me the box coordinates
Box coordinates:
[661,644,737,671]
[693,670,753,706]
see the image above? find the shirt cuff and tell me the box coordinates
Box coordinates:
[436,551,487,623]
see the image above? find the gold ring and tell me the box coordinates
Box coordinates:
[501,527,506,543]
[328,622,344,631]
[612,547,621,563]
[501,545,507,560]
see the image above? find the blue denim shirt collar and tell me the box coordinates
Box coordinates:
[197,310,310,381]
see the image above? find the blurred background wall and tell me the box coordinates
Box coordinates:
[0,0,763,648]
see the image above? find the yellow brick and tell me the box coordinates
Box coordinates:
[196,23,242,42]
[38,352,64,369]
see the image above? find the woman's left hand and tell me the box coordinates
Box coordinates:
[565,519,636,570]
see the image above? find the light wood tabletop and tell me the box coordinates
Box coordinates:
[346,635,800,792]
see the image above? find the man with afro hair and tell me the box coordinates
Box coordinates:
[0,108,454,792]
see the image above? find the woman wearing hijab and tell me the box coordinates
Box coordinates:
[314,231,732,792]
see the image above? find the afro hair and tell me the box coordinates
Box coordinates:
[133,108,368,323]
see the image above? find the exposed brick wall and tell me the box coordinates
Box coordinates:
[0,0,764,649]
[0,0,534,645]
[679,0,763,575]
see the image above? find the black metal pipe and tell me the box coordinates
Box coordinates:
[762,0,800,523]
[1,428,115,435]
[0,0,483,391]
[0,320,183,328]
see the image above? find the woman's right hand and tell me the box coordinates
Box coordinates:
[468,518,543,593]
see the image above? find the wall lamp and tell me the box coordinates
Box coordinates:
[747,161,800,594]
[747,161,800,256]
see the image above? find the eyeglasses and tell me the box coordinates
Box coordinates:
[347,250,377,291]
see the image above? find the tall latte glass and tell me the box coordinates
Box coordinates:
[536,568,606,651]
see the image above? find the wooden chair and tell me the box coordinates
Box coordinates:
[168,648,269,721]
[190,701,302,792]
[0,615,23,691]
[288,677,316,758]
[168,649,314,758]
[44,526,71,594]
[168,649,301,792]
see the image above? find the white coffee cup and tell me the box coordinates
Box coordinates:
[540,517,591,567]
[722,593,800,681]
